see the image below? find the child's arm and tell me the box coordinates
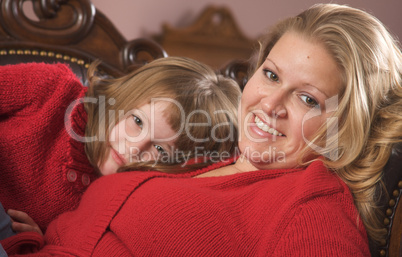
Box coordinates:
[0,63,81,116]
[0,203,15,240]
[7,209,43,236]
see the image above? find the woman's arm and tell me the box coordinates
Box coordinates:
[272,199,370,256]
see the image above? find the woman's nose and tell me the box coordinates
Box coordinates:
[260,89,287,118]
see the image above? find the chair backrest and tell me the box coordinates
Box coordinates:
[153,5,256,70]
[376,143,402,257]
[0,0,167,82]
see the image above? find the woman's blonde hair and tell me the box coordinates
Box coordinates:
[255,3,402,243]
[85,57,241,173]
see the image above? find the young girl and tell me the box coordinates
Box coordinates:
[0,56,241,237]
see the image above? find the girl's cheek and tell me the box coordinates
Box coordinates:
[109,126,118,143]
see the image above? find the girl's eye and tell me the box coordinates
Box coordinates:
[300,95,319,108]
[132,115,143,128]
[263,69,279,82]
[154,145,165,153]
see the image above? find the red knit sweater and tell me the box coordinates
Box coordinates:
[2,160,370,256]
[0,63,96,232]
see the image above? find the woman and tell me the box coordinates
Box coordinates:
[2,3,401,256]
[0,57,240,237]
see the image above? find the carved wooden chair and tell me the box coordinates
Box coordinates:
[377,143,402,257]
[0,0,167,84]
[153,5,256,70]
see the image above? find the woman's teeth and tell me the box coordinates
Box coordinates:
[255,116,283,136]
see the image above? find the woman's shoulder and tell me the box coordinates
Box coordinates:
[296,160,347,194]
[273,162,369,255]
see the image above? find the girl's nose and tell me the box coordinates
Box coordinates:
[126,137,153,162]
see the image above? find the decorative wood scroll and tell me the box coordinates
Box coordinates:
[1,0,95,44]
[0,0,167,77]
[154,5,256,69]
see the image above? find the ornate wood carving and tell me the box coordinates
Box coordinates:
[1,0,95,44]
[154,5,256,69]
[123,38,167,72]
[0,0,167,77]
[221,59,251,91]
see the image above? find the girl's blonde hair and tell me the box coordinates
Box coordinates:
[255,3,402,243]
[85,57,241,173]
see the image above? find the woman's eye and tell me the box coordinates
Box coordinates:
[132,115,143,128]
[154,145,165,153]
[300,95,319,108]
[263,69,279,82]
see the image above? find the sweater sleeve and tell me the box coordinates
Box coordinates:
[272,196,370,257]
[91,232,133,257]
[0,62,81,116]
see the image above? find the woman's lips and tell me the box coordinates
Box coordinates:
[254,115,284,136]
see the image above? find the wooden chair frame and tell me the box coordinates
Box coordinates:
[0,0,167,78]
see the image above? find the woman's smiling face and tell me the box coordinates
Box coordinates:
[237,32,342,170]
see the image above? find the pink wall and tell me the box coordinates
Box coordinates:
[92,0,402,42]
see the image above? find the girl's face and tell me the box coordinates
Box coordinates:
[99,101,177,175]
[237,32,342,171]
